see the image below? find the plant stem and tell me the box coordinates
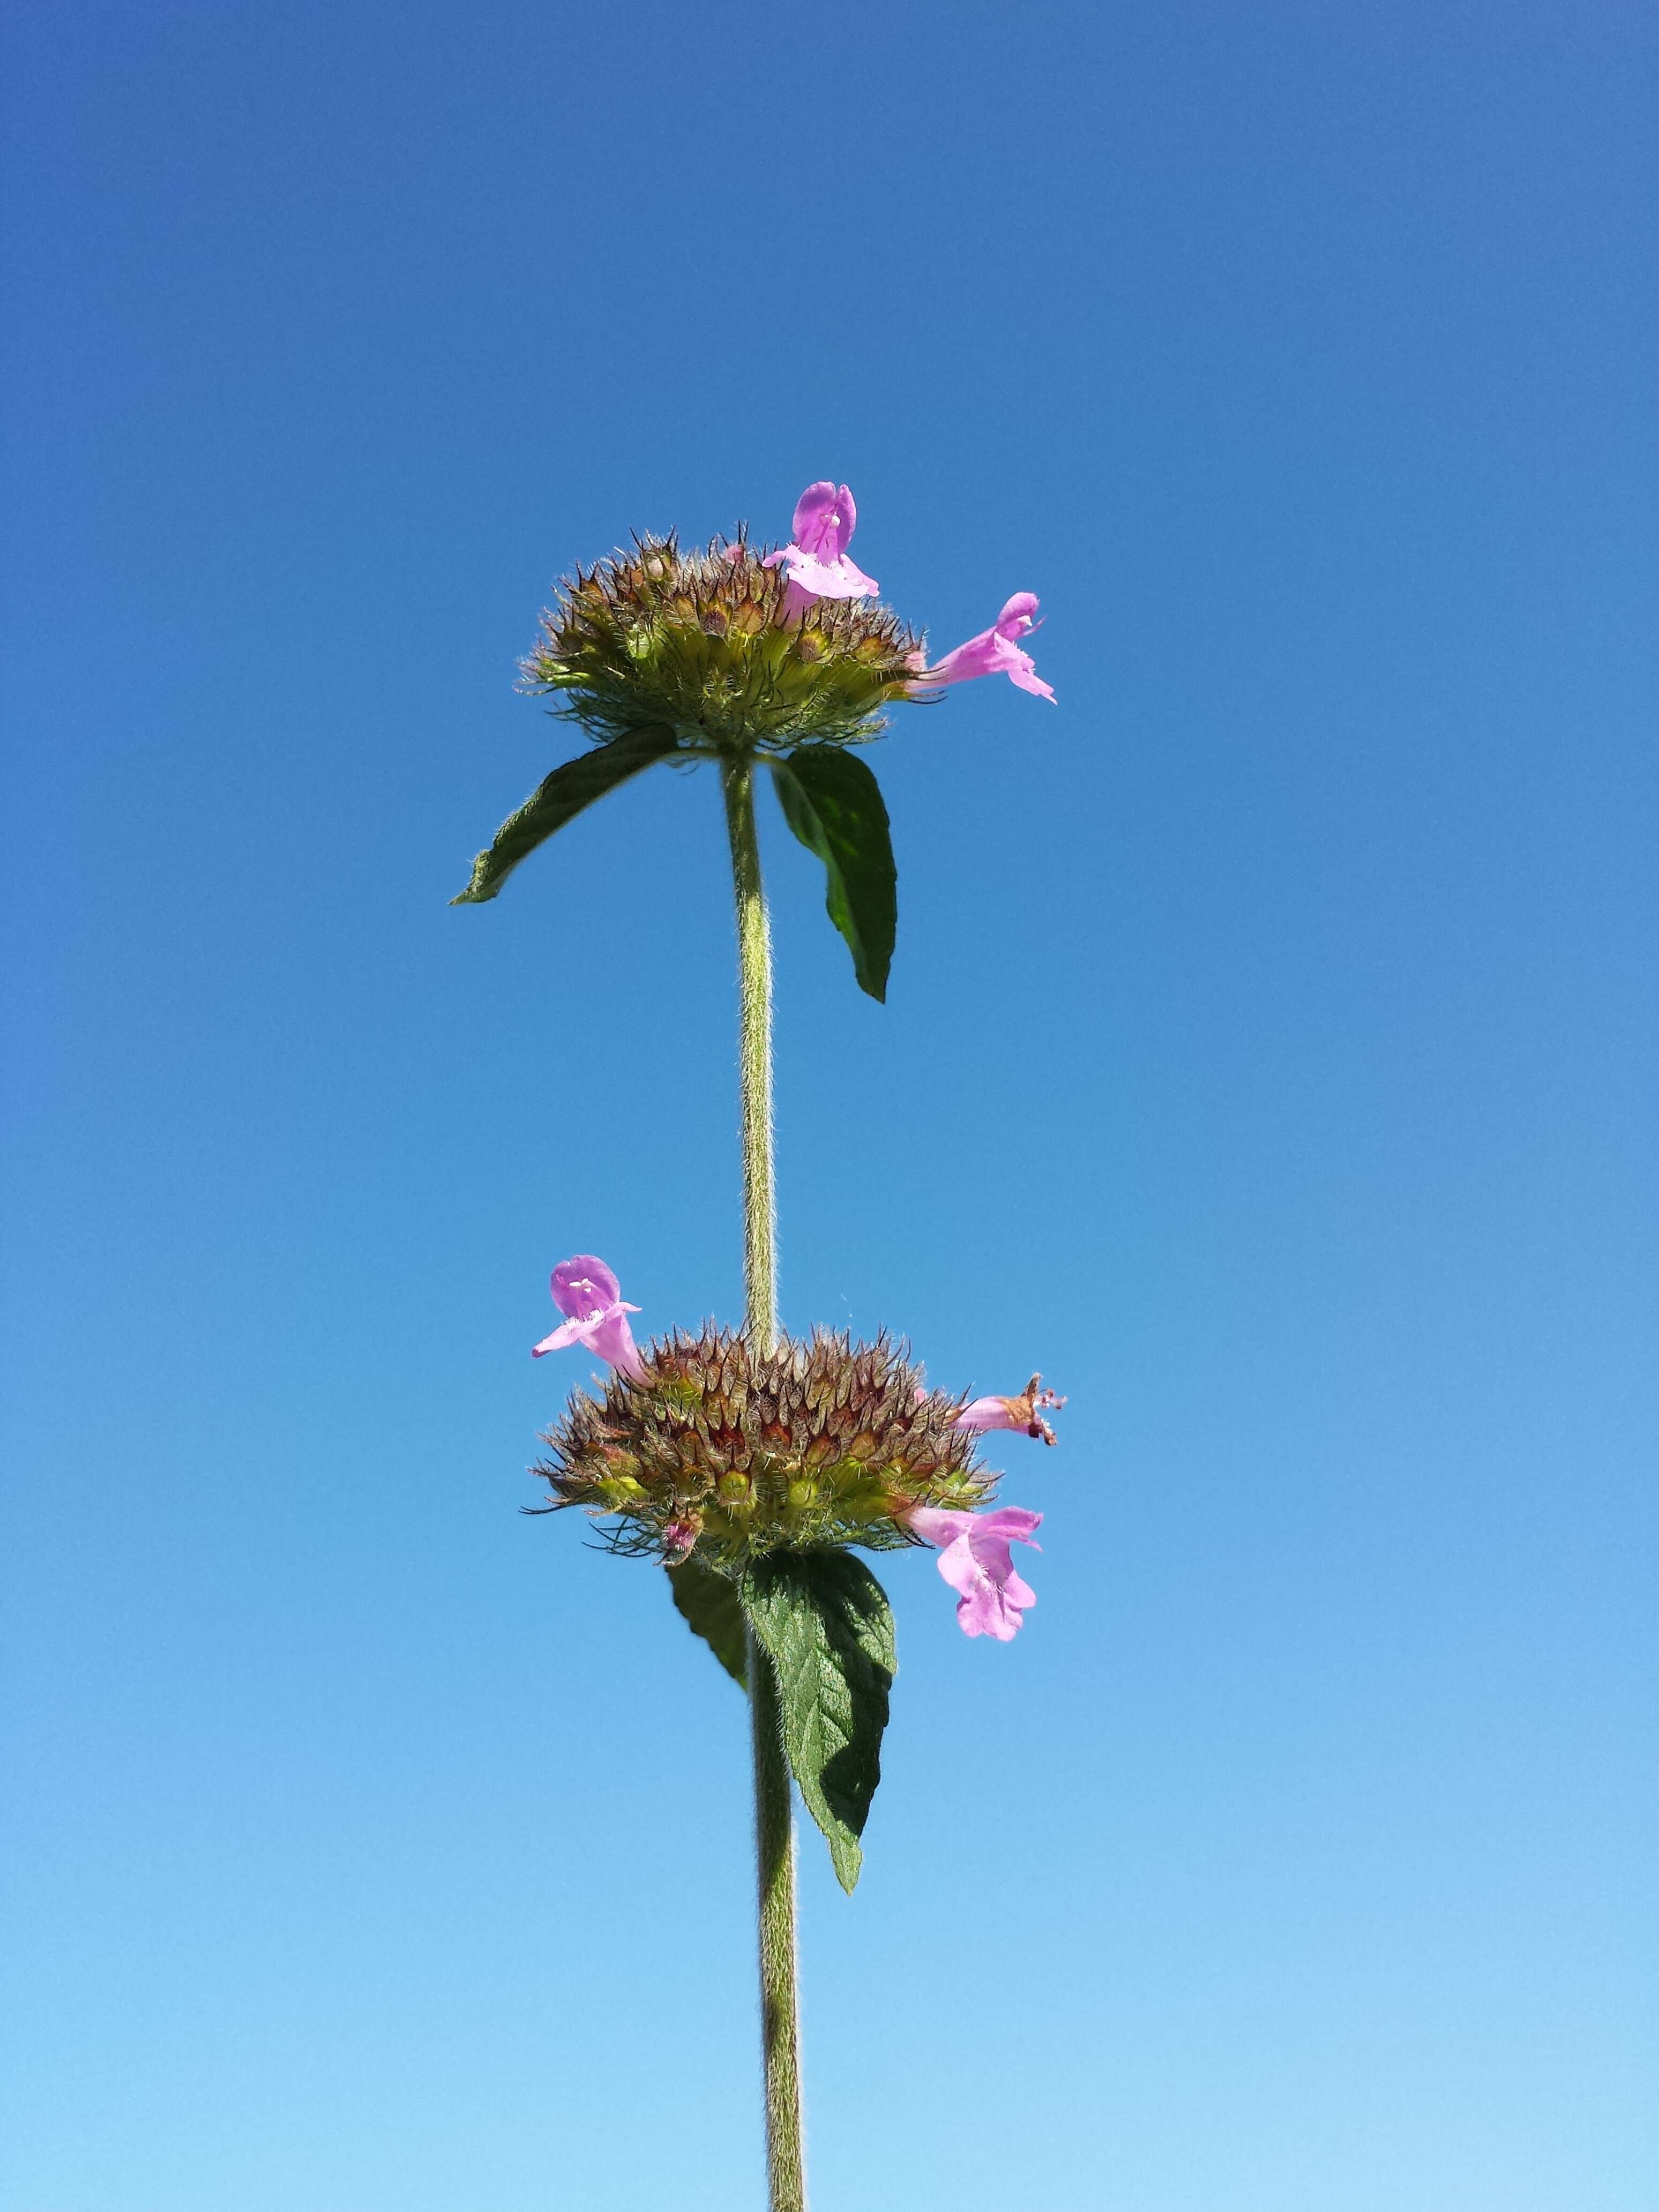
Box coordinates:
[722,758,779,1356]
[723,757,805,2212]
[748,1620,807,2212]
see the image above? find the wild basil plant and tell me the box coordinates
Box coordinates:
[456,482,1060,2212]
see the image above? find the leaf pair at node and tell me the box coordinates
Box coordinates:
[452,734,897,1001]
[670,1550,895,1893]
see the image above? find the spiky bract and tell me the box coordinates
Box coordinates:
[521,535,925,757]
[534,1326,998,1567]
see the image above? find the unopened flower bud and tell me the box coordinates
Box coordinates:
[662,1515,701,1563]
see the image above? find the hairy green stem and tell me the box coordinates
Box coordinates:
[723,759,805,2212]
[748,1621,807,2212]
[722,759,779,1355]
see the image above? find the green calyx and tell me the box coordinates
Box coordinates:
[524,533,922,756]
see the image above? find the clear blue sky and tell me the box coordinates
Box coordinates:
[3,4,1654,2207]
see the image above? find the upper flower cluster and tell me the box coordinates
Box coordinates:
[519,480,1054,759]
[521,529,921,756]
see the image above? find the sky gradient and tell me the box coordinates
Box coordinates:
[3,3,1655,2207]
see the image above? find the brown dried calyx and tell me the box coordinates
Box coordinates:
[533,1326,999,1567]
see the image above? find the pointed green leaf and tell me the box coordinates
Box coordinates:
[743,1551,896,1892]
[771,749,897,1002]
[667,1556,748,1687]
[451,726,679,904]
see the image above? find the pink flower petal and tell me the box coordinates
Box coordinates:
[925,632,1000,686]
[781,550,878,600]
[551,1256,622,1320]
[1000,1564,1038,1610]
[531,1316,588,1358]
[906,1504,1043,1640]
[765,482,877,604]
[949,1540,1029,1640]
[906,1505,975,1549]
[972,1506,1044,1548]
[791,481,856,563]
[955,1395,1017,1433]
[932,1531,987,1602]
[589,1307,646,1382]
[1005,654,1057,701]
[537,1256,644,1376]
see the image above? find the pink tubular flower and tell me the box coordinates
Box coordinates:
[956,1373,1066,1446]
[905,1506,1043,1640]
[763,481,878,602]
[924,592,1055,701]
[532,1254,645,1381]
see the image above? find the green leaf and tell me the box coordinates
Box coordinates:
[770,749,898,1002]
[451,726,680,904]
[667,1556,748,1687]
[743,1551,896,1892]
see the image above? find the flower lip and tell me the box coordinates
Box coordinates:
[551,1254,626,1320]
[793,481,856,564]
[773,548,879,600]
[763,479,878,601]
[904,1504,1044,1640]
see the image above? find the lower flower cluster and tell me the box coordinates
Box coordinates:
[535,1325,996,1567]
[532,1254,1059,1640]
